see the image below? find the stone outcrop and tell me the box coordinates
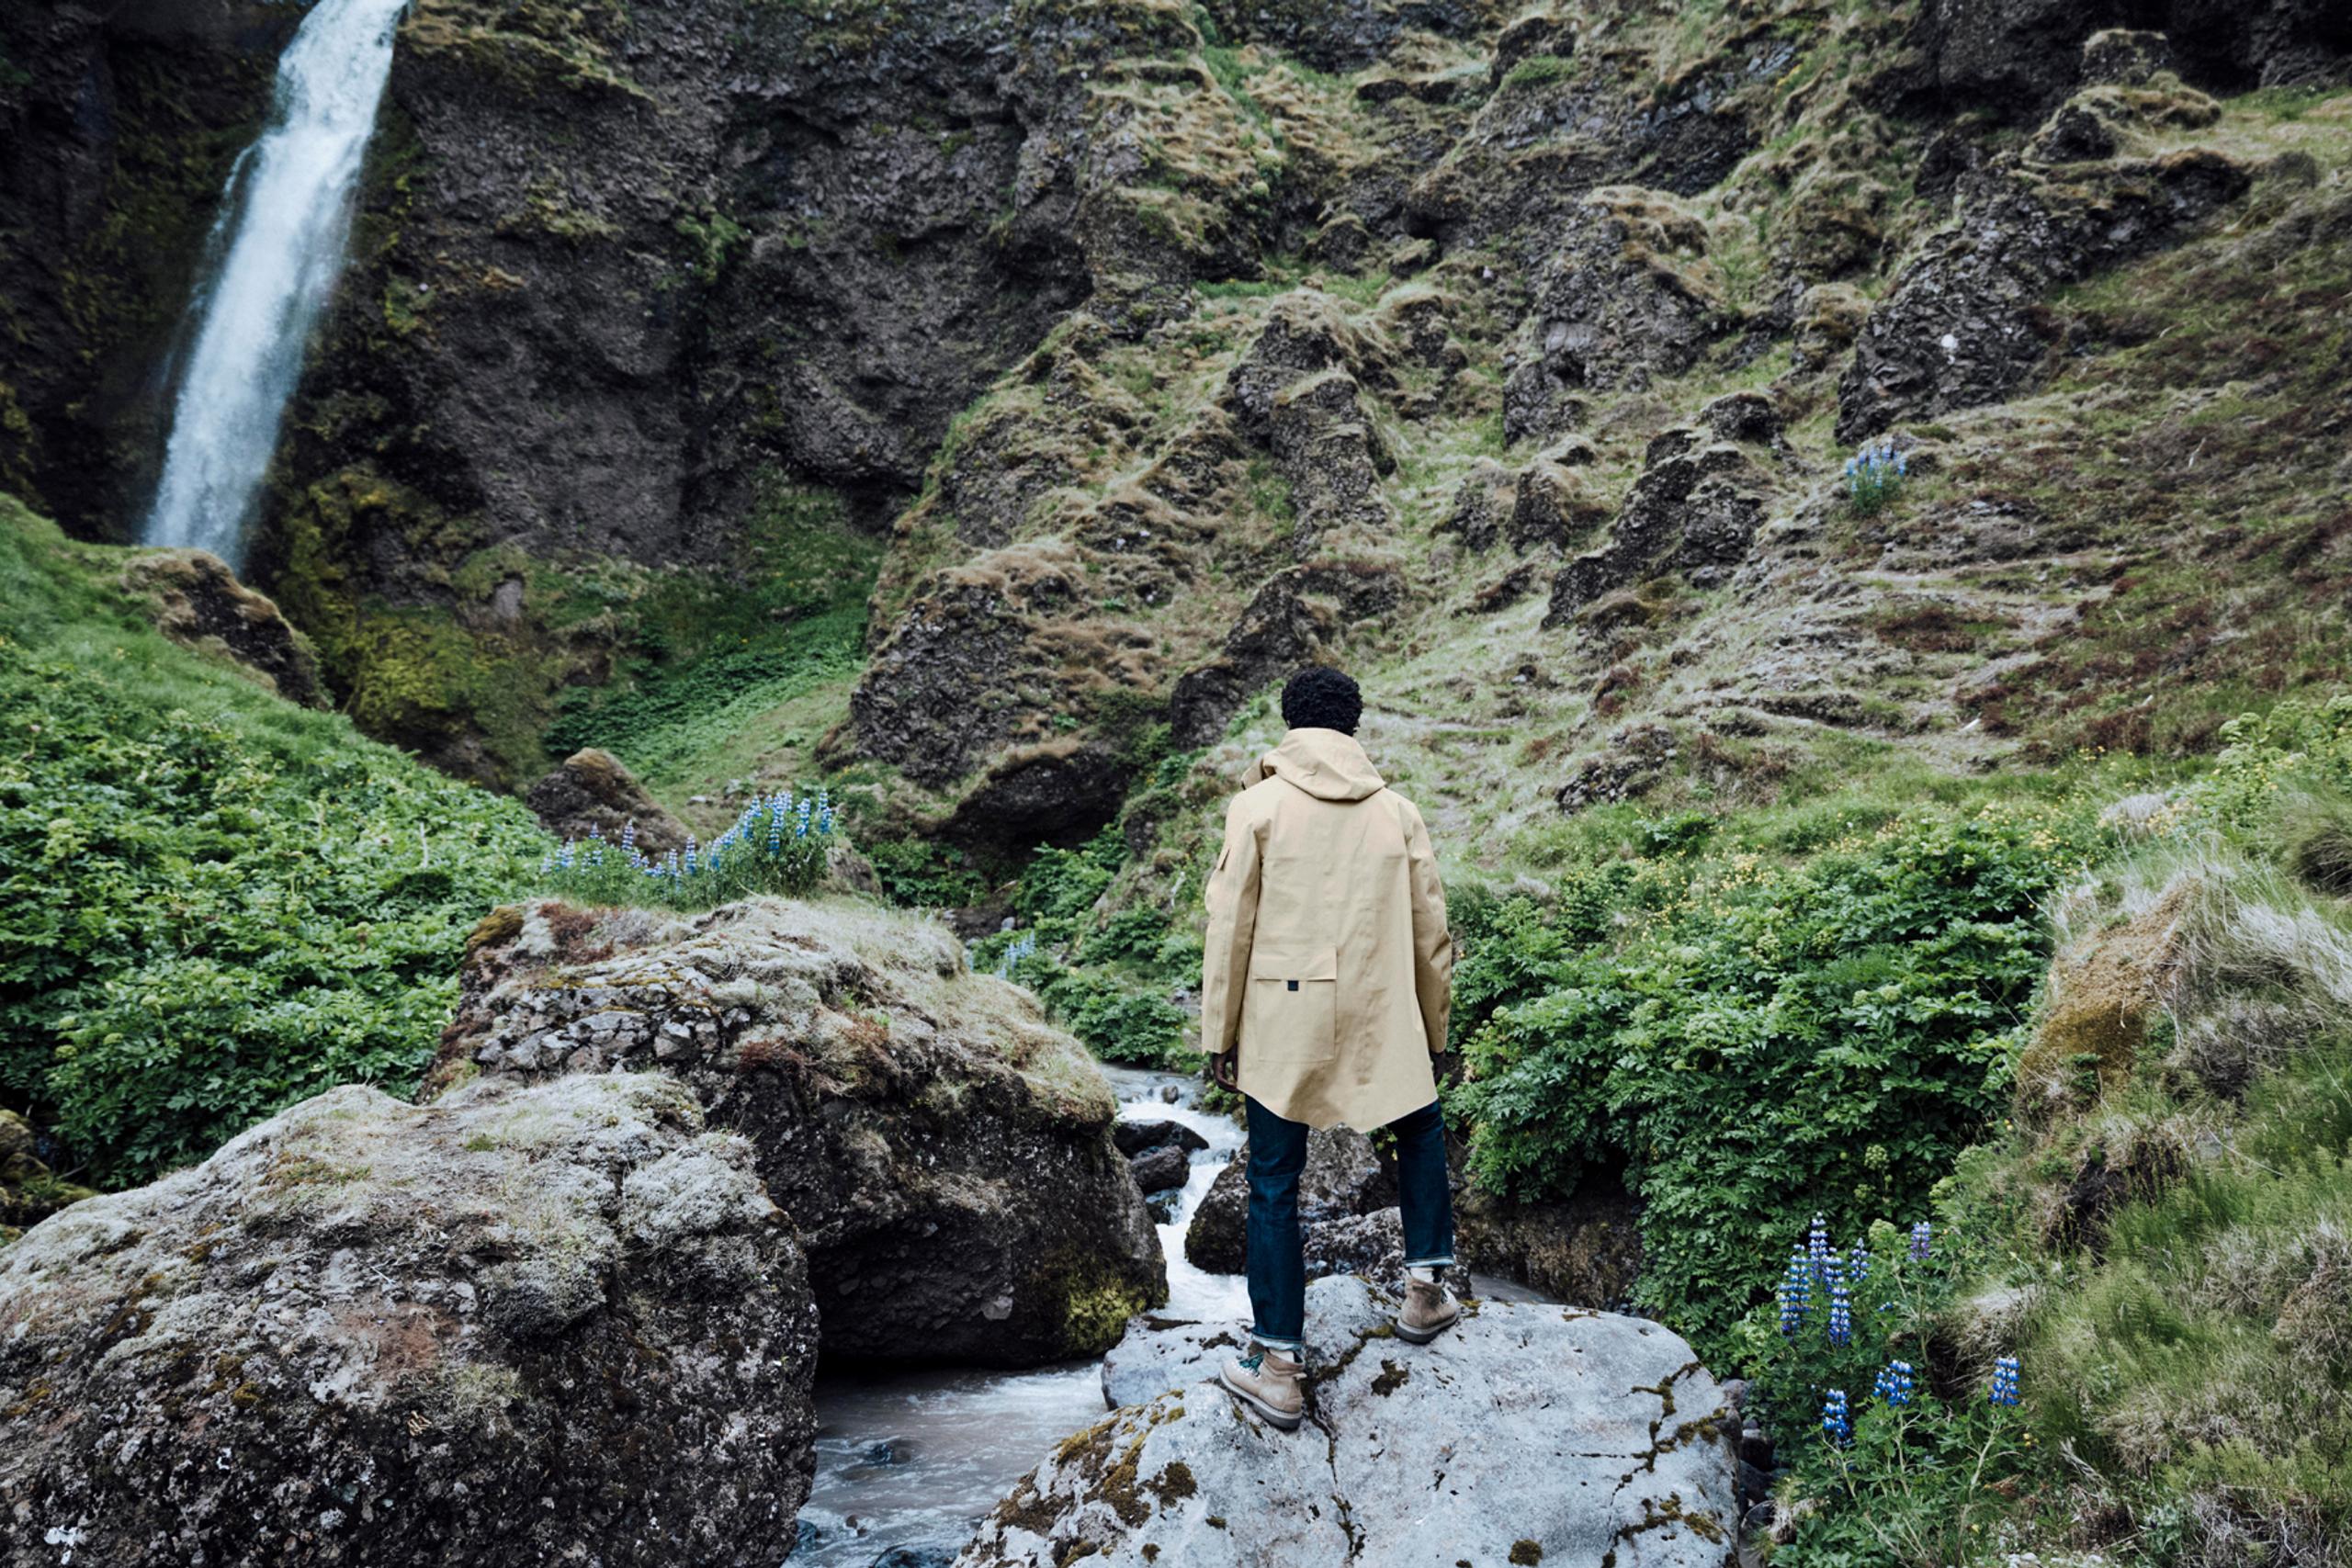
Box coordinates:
[0,1072,820,1568]
[523,746,693,858]
[121,547,324,707]
[1545,434,1768,625]
[1914,2,2352,119]
[970,1276,1738,1568]
[1503,189,1732,446]
[1169,560,1405,749]
[435,896,1166,1365]
[1183,1123,1394,1274]
[1837,117,2252,438]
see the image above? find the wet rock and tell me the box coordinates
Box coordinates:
[1836,147,2253,439]
[120,548,324,707]
[1297,1204,1472,1296]
[1183,1125,1394,1274]
[1128,1145,1193,1196]
[977,1277,1738,1568]
[874,1549,960,1568]
[1114,1120,1211,1157]
[0,1072,820,1568]
[1457,1179,1645,1309]
[525,747,693,858]
[436,897,1166,1366]
[0,1110,95,1241]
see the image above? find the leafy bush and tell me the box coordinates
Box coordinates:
[967,827,1201,1066]
[865,835,994,908]
[537,787,841,909]
[0,505,547,1184]
[1450,804,2101,1358]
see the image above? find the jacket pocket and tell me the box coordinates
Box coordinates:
[1244,943,1339,1063]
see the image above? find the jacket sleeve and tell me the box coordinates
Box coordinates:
[1199,795,1262,1058]
[1405,802,1453,1055]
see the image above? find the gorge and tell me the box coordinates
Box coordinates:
[4,0,2352,1563]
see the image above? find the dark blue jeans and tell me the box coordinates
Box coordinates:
[1244,1095,1455,1354]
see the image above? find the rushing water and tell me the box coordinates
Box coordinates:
[790,1067,1245,1566]
[141,0,410,568]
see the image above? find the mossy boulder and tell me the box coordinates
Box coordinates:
[435,895,1167,1365]
[2015,882,2195,1121]
[0,1072,820,1567]
[524,745,691,857]
[119,547,324,707]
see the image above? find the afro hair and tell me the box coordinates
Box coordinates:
[1280,666,1363,734]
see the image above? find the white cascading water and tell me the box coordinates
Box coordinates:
[141,0,411,568]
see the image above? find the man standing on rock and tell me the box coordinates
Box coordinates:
[1201,666,1458,1431]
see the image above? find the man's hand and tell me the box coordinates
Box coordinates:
[1206,1050,1240,1091]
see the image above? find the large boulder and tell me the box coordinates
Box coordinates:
[435,896,1167,1365]
[0,1072,820,1568]
[970,1277,1738,1568]
[523,746,692,858]
[1183,1124,1395,1274]
[121,547,325,707]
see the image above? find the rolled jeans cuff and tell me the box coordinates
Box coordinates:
[1403,1255,1455,1269]
[1249,1328,1306,1355]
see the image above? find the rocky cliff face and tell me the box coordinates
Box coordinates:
[435,895,1168,1364]
[0,1071,820,1568]
[6,0,2348,820]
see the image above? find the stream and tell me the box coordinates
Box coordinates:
[788,1066,1547,1564]
[786,1066,1247,1566]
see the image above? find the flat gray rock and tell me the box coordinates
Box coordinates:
[980,1280,1736,1568]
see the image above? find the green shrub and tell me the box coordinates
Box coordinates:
[865,835,993,908]
[0,504,546,1184]
[1450,806,2099,1359]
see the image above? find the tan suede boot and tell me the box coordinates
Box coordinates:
[1219,1344,1306,1429]
[1396,1277,1460,1344]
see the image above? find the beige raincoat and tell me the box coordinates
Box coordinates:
[1200,728,1452,1131]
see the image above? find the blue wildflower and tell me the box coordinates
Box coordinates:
[1990,1355,2020,1407]
[1872,1360,1915,1407]
[1779,1247,1812,1337]
[1821,1389,1851,1448]
[1910,1220,1933,1261]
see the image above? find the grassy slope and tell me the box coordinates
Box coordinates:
[0,496,548,1185]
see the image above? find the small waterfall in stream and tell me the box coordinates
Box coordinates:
[141,0,411,569]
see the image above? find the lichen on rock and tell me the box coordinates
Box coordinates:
[435,894,1167,1363]
[0,1071,820,1568]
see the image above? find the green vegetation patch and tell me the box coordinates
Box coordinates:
[0,499,547,1186]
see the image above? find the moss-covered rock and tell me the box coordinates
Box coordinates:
[0,1071,820,1566]
[435,894,1167,1365]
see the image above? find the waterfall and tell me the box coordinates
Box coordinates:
[141,0,411,568]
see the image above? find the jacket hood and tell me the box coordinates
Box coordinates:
[1243,728,1386,802]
